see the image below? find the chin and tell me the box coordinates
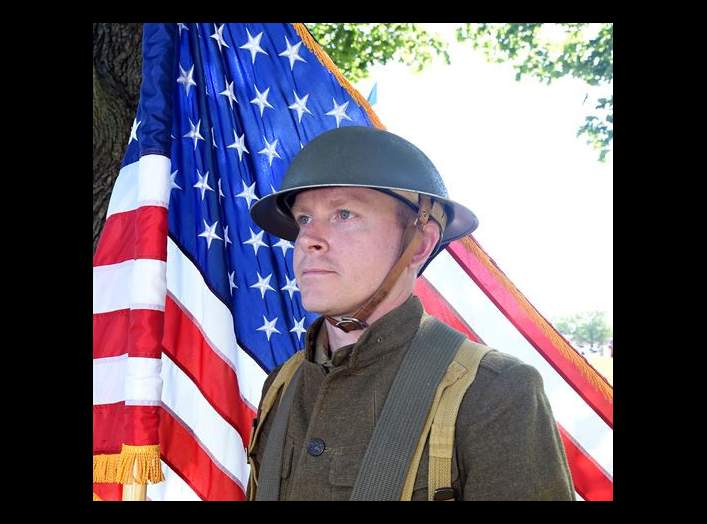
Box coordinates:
[302,293,356,317]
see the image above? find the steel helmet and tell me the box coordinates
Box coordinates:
[250,126,478,274]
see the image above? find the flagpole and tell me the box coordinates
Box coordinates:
[122,462,147,501]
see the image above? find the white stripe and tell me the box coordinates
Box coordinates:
[146,460,202,501]
[107,156,170,218]
[138,154,171,209]
[425,250,613,477]
[160,353,250,490]
[130,259,167,310]
[93,259,167,313]
[166,238,268,412]
[107,162,138,218]
[124,357,163,403]
[93,354,127,405]
[93,355,163,405]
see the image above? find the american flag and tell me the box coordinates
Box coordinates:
[93,23,612,501]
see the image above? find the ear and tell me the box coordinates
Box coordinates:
[410,222,441,270]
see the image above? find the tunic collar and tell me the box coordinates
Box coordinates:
[303,294,424,370]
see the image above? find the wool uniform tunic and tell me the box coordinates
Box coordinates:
[248,295,575,501]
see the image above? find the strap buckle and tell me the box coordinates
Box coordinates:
[433,487,456,501]
[333,316,369,331]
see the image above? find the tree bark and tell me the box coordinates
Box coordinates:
[93,23,143,253]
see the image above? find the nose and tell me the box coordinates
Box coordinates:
[296,221,329,253]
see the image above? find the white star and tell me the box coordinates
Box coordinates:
[198,219,223,249]
[129,118,141,144]
[278,37,307,71]
[177,23,189,37]
[290,317,307,342]
[211,127,219,149]
[250,272,276,299]
[326,99,353,128]
[239,28,268,64]
[227,130,250,161]
[235,180,259,209]
[193,170,213,200]
[250,84,274,117]
[217,178,225,201]
[224,225,232,246]
[258,136,282,166]
[256,315,281,341]
[280,275,300,299]
[288,90,312,123]
[169,170,182,191]
[210,23,230,53]
[243,227,268,255]
[219,77,238,110]
[183,118,205,150]
[272,238,294,256]
[228,271,237,294]
[177,64,197,97]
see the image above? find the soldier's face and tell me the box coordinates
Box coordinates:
[291,187,404,316]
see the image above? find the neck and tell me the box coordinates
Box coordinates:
[325,282,413,352]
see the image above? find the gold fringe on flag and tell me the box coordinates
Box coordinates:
[115,444,165,484]
[291,23,386,131]
[459,236,614,403]
[93,453,121,483]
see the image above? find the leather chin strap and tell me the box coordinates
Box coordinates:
[326,196,433,333]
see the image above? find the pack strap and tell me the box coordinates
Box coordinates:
[247,351,305,501]
[350,315,465,500]
[427,340,491,501]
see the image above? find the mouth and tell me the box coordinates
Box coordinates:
[301,269,336,278]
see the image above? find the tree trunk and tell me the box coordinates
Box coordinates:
[93,23,143,253]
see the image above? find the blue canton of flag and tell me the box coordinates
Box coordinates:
[123,23,377,373]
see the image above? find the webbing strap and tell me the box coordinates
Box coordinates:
[247,351,305,500]
[350,316,465,500]
[427,341,491,501]
[253,365,304,501]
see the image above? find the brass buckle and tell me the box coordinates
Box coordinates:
[334,317,368,331]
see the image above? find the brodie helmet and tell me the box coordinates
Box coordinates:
[250,126,478,332]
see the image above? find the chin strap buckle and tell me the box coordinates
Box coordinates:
[328,316,369,332]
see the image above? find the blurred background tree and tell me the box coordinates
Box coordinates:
[456,23,613,162]
[555,311,613,354]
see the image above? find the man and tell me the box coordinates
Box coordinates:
[247,126,575,501]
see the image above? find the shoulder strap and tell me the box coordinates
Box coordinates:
[400,337,492,501]
[247,350,305,501]
[350,315,465,500]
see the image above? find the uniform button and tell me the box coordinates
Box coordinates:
[307,438,326,456]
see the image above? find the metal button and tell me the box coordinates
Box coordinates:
[307,438,326,456]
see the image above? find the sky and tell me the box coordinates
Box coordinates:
[354,24,613,328]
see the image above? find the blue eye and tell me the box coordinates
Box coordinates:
[296,215,311,225]
[338,209,352,220]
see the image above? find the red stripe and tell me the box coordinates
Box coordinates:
[93,403,162,452]
[159,406,245,500]
[558,424,613,501]
[93,310,130,359]
[447,239,613,428]
[163,294,257,447]
[415,277,483,343]
[93,402,126,454]
[93,206,168,267]
[93,309,164,359]
[93,482,123,501]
